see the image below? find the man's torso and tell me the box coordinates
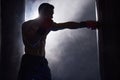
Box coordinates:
[22,19,52,56]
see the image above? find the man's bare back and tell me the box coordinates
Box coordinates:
[22,18,53,56]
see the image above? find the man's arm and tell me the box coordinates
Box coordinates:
[51,21,97,31]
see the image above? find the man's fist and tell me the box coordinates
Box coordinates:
[85,21,98,30]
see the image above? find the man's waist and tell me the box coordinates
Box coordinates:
[22,54,48,65]
[25,47,45,56]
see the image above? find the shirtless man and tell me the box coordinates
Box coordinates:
[18,3,97,80]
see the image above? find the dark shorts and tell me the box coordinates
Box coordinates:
[17,54,51,80]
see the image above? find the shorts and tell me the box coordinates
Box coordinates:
[17,54,51,80]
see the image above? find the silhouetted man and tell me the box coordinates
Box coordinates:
[18,3,97,80]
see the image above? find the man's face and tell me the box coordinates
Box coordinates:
[41,9,54,19]
[47,9,54,19]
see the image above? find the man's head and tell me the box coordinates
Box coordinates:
[38,3,54,19]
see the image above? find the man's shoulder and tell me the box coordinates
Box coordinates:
[22,20,33,32]
[22,19,38,28]
[22,20,34,26]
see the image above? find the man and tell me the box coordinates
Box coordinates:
[18,3,97,80]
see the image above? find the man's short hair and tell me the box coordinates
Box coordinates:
[38,3,54,13]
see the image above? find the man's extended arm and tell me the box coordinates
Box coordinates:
[51,21,97,31]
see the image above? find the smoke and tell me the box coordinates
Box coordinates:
[25,0,100,80]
